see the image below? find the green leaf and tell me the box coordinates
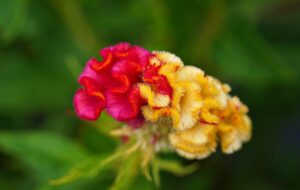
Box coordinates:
[0,0,30,45]
[0,52,74,115]
[0,130,88,181]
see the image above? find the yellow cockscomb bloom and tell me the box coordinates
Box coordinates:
[138,51,252,159]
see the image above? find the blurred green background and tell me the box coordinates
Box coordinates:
[0,0,300,189]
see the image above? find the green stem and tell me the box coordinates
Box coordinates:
[110,151,141,190]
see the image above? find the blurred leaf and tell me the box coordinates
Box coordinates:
[234,0,280,21]
[143,0,172,49]
[50,0,99,54]
[64,55,83,80]
[190,0,226,64]
[0,52,74,115]
[214,17,295,88]
[0,0,30,45]
[0,130,88,180]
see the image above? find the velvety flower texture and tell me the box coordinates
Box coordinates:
[74,42,252,160]
[74,43,150,122]
[139,52,251,159]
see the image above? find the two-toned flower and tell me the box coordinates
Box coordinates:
[74,43,252,161]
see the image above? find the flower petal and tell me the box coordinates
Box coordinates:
[91,49,114,71]
[109,60,143,93]
[175,83,202,130]
[127,45,151,68]
[111,60,142,82]
[106,86,144,121]
[153,51,184,67]
[218,124,242,154]
[169,124,217,159]
[73,89,105,120]
[218,97,252,154]
[138,83,170,108]
[176,66,204,82]
[79,58,111,90]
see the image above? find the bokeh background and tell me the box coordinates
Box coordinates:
[0,0,300,189]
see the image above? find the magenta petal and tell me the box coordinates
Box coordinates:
[79,59,100,82]
[129,46,151,67]
[113,42,131,53]
[79,59,111,89]
[111,60,141,83]
[106,86,145,121]
[105,92,134,121]
[105,92,138,121]
[73,89,105,120]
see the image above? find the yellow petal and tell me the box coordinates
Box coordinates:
[138,83,170,107]
[201,76,228,108]
[218,124,242,154]
[169,124,217,159]
[218,97,252,154]
[176,66,204,82]
[175,82,202,130]
[153,51,184,68]
[141,106,170,122]
[239,115,252,142]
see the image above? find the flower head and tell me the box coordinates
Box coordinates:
[74,42,252,161]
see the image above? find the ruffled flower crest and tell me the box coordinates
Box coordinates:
[73,42,252,161]
[74,43,151,122]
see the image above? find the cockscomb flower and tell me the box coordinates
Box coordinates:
[73,42,252,163]
[50,43,253,187]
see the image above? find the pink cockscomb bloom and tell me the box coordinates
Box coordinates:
[74,43,151,122]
